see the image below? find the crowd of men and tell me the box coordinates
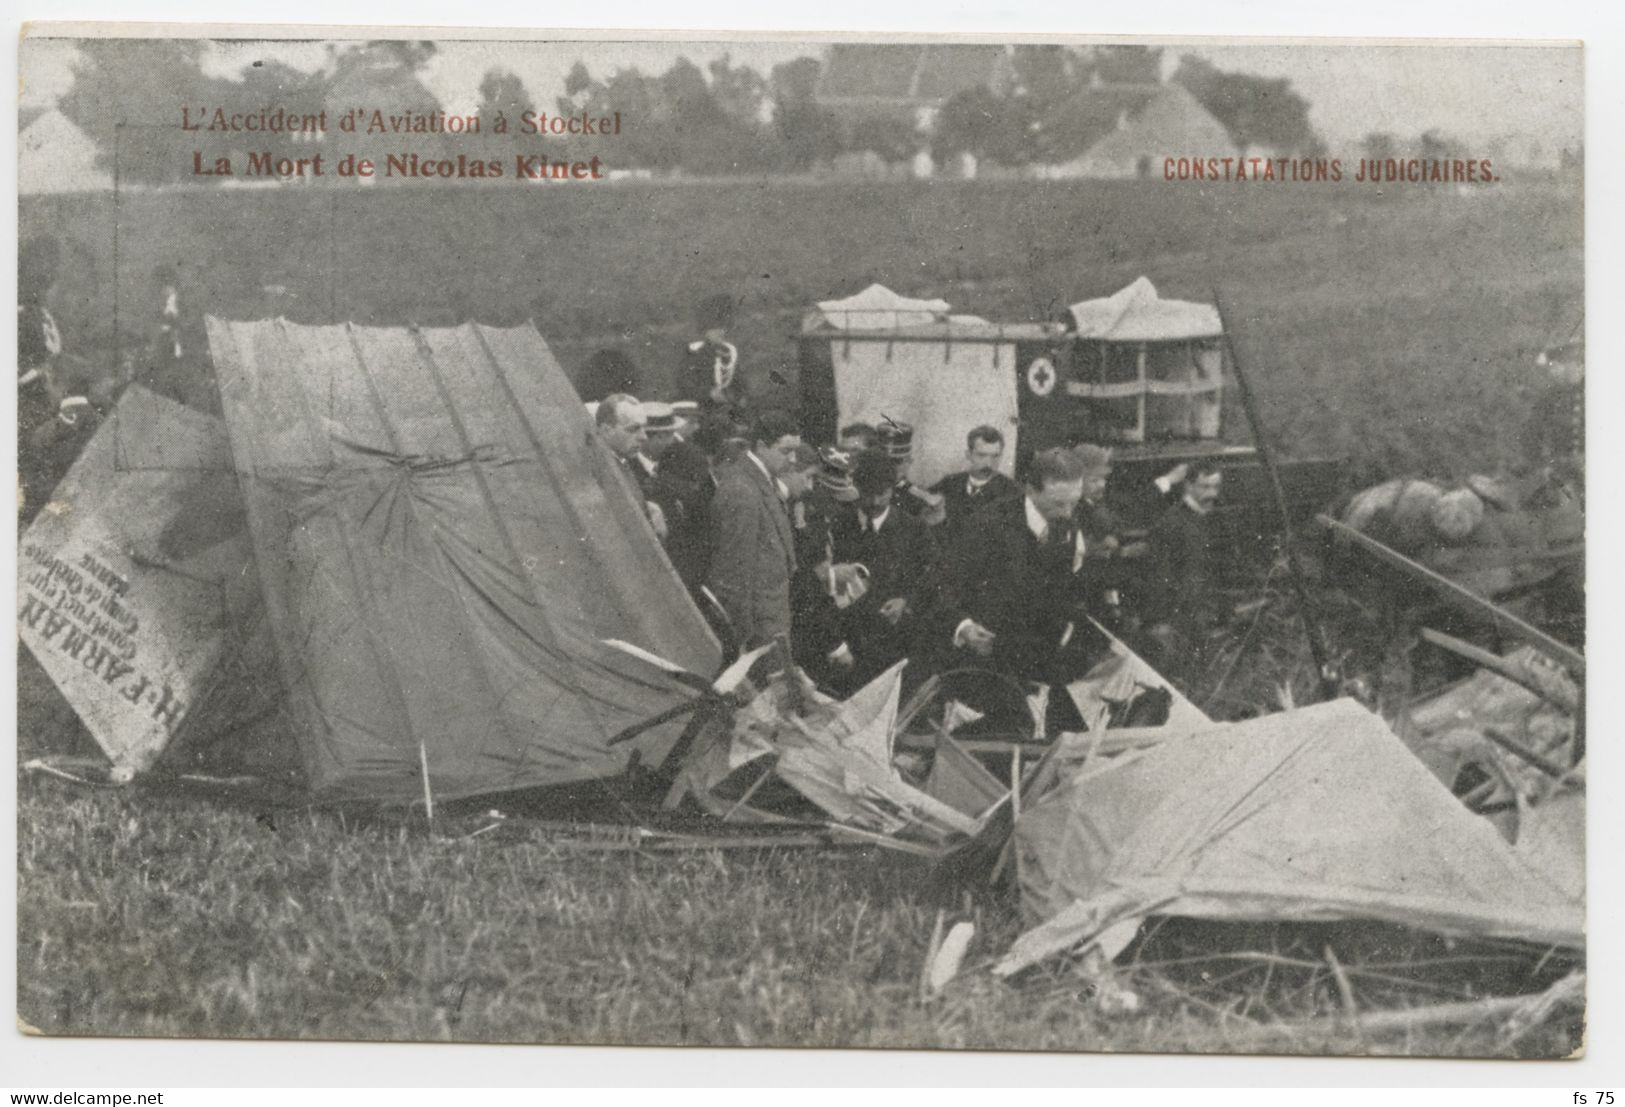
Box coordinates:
[17,235,1586,741]
[593,387,1225,731]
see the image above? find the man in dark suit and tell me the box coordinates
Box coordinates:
[1142,460,1224,678]
[830,450,939,689]
[643,401,717,592]
[705,411,802,651]
[1071,445,1188,629]
[934,447,1111,729]
[929,424,1019,538]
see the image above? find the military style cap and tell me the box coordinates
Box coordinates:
[876,420,914,460]
[817,446,856,495]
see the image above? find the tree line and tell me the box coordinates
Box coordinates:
[56,40,1325,184]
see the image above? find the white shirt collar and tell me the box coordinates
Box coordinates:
[1024,496,1049,541]
[1182,492,1213,516]
[745,449,772,483]
[1025,496,1087,571]
[861,506,891,532]
[636,452,658,477]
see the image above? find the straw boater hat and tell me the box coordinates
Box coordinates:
[876,420,914,461]
[670,400,700,427]
[641,401,679,434]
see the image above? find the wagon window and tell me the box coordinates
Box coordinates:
[1070,340,1144,442]
[1144,340,1223,440]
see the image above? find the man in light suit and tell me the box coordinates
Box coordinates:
[705,410,802,650]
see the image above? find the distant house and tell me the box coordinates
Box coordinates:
[817,43,1013,135]
[20,108,114,194]
[1036,83,1236,179]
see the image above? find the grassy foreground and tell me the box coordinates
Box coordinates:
[16,775,1581,1056]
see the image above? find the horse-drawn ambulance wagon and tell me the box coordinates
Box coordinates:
[796,278,1344,550]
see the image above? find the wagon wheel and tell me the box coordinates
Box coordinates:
[896,667,1039,746]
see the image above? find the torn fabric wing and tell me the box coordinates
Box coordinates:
[998,698,1583,976]
[205,318,722,802]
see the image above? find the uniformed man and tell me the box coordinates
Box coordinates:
[679,293,746,420]
[875,420,947,526]
[783,446,862,692]
[19,236,96,521]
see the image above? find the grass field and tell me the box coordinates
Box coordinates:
[15,778,1583,1055]
[16,175,1585,1054]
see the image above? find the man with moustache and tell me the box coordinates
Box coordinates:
[594,393,668,542]
[929,424,1018,539]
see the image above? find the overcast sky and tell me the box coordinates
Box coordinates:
[20,36,1583,149]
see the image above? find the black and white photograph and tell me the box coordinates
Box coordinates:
[13,23,1589,1067]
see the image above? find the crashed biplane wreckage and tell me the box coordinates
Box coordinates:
[20,321,725,802]
[662,623,1207,853]
[994,698,1584,977]
[18,386,274,781]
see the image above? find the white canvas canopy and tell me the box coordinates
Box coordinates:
[811,283,954,330]
[827,338,1020,488]
[805,284,1021,488]
[1067,276,1223,342]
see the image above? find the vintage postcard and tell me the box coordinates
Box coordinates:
[15,25,1584,1060]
